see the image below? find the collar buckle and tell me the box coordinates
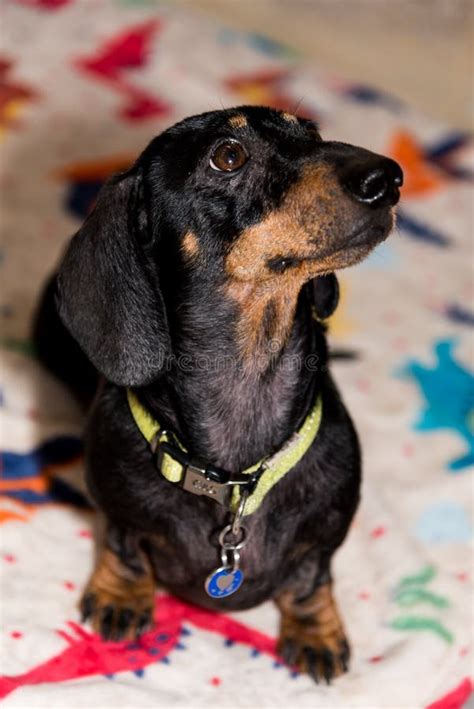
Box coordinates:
[182,463,231,506]
[153,432,264,508]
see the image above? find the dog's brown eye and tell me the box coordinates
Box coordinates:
[210,140,248,172]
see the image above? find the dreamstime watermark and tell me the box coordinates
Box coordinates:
[150,340,322,375]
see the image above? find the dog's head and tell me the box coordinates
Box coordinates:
[58,106,402,385]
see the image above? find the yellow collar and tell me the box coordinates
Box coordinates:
[127,389,322,516]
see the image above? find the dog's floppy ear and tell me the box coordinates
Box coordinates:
[57,167,171,386]
[311,273,340,320]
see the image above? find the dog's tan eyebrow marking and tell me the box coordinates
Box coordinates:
[228,114,248,129]
[281,112,298,124]
[181,231,200,261]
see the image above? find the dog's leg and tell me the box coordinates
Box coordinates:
[276,569,350,683]
[80,527,156,641]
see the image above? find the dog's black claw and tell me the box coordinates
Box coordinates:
[280,639,299,667]
[80,593,95,623]
[136,609,153,637]
[321,648,335,684]
[115,608,135,640]
[100,605,115,641]
[339,638,350,673]
[304,647,320,684]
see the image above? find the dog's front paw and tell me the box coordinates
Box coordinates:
[278,620,350,683]
[276,583,350,683]
[80,586,154,642]
[80,549,156,642]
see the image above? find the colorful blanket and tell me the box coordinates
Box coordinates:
[1,1,473,706]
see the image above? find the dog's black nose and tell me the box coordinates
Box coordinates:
[342,158,403,207]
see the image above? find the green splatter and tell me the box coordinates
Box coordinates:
[0,338,35,356]
[391,615,453,644]
[398,564,436,588]
[395,587,449,608]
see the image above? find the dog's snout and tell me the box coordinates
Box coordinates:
[342,157,403,208]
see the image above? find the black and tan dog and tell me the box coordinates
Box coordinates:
[33,105,402,683]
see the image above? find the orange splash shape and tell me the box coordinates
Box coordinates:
[387,130,446,198]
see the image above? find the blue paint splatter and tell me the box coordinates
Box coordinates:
[423,133,473,180]
[397,211,451,247]
[415,501,472,543]
[216,28,297,58]
[2,436,89,507]
[425,133,470,160]
[444,304,474,327]
[342,84,403,111]
[400,339,474,471]
[3,437,83,480]
[247,33,297,58]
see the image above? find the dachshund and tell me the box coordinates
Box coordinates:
[33,105,402,683]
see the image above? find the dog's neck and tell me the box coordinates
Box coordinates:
[139,274,326,473]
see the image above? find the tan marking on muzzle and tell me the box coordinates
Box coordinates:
[225,164,339,283]
[224,163,384,360]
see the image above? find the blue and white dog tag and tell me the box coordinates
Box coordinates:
[205,566,244,598]
[205,522,249,599]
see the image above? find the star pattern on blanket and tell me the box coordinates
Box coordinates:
[0,594,281,700]
[388,130,472,196]
[401,339,474,471]
[386,130,472,248]
[74,20,171,121]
